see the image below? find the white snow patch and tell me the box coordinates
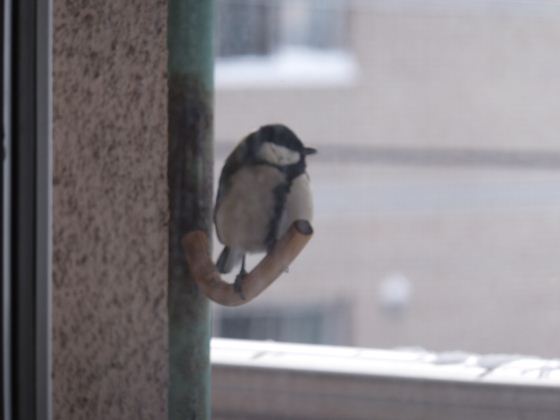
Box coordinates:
[212,338,560,386]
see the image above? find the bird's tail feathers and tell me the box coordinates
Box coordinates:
[216,246,244,274]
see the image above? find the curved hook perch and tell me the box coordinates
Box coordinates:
[181,220,314,306]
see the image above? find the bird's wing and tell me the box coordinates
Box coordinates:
[214,139,250,237]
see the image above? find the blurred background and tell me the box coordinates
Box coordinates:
[211,0,560,358]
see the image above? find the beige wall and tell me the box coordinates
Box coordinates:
[215,3,560,151]
[213,2,560,358]
[53,1,168,419]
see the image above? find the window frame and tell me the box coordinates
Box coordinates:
[2,0,52,419]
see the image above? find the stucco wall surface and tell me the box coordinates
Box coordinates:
[52,1,168,419]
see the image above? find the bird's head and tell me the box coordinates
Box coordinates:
[249,124,317,167]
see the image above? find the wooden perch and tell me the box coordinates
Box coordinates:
[182,220,313,306]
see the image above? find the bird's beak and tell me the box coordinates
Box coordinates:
[304,147,317,156]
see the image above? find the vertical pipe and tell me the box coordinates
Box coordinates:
[168,0,213,419]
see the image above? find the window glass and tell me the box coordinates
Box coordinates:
[216,0,348,58]
[213,0,560,358]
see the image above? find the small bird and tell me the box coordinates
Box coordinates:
[214,124,316,294]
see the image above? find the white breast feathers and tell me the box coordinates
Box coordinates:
[215,165,285,252]
[258,142,301,166]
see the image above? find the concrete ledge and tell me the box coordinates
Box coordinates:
[212,338,560,420]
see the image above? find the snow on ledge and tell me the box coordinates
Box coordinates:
[211,338,560,387]
[215,47,359,90]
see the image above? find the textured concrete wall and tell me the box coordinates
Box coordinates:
[52,1,168,419]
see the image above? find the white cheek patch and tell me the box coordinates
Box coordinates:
[258,142,300,166]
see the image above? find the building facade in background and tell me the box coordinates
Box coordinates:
[213,0,560,358]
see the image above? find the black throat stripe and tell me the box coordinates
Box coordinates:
[265,180,292,251]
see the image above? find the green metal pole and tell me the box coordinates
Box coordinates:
[168,0,213,419]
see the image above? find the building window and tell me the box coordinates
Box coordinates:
[216,0,349,58]
[214,302,351,345]
[216,0,279,58]
[214,0,357,88]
